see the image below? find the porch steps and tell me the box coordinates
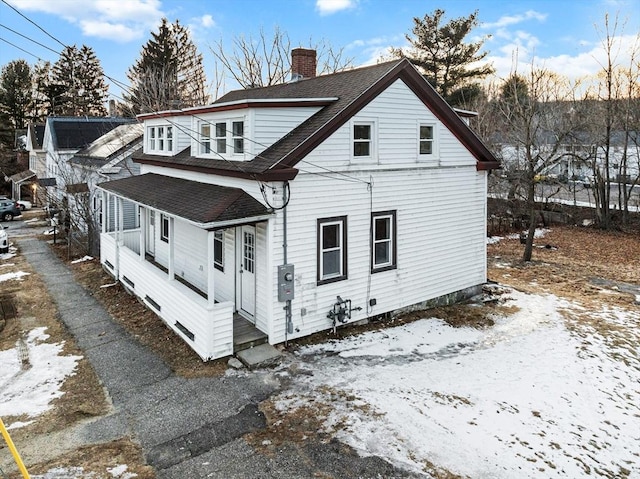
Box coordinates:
[233,315,268,352]
[236,343,282,370]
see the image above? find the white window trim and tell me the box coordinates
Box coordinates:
[160,214,170,243]
[196,118,245,158]
[147,125,174,154]
[417,121,438,160]
[214,229,224,271]
[351,119,376,161]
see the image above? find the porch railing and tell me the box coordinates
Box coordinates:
[100,233,234,360]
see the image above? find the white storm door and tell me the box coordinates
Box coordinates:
[146,210,155,256]
[240,225,256,319]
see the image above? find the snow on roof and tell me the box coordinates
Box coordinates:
[73,123,143,160]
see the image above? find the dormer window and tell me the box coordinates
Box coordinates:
[232,121,244,154]
[198,119,244,157]
[215,122,227,153]
[200,123,211,154]
[148,125,173,153]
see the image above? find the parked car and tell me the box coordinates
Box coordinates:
[0,224,8,253]
[0,199,21,221]
[17,200,32,211]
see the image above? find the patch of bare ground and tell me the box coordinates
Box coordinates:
[488,226,640,302]
[24,439,155,479]
[488,225,640,365]
[248,389,464,479]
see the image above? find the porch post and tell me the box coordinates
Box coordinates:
[114,196,123,278]
[139,207,146,259]
[207,230,216,307]
[168,216,174,280]
[101,191,106,234]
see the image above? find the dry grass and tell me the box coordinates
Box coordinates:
[0,243,151,478]
[62,248,229,378]
[24,439,156,479]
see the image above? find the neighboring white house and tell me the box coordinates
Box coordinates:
[97,50,500,361]
[40,116,135,205]
[496,130,640,184]
[64,123,143,249]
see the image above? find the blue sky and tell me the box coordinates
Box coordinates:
[1,0,638,102]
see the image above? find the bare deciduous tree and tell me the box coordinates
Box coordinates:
[496,67,583,261]
[209,26,353,95]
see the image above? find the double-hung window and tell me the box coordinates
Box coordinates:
[353,122,373,158]
[232,121,244,154]
[213,230,224,271]
[200,123,211,154]
[317,216,347,284]
[372,211,396,272]
[419,124,435,156]
[215,122,227,153]
[160,214,170,243]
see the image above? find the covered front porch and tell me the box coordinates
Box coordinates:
[97,173,272,361]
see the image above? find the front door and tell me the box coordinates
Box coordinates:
[239,225,256,319]
[146,210,155,256]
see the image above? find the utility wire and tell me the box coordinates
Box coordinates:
[0,36,45,60]
[1,0,67,49]
[2,2,372,189]
[0,23,60,55]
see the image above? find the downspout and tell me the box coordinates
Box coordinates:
[283,181,293,344]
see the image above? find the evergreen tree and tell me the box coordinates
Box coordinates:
[126,18,208,114]
[0,59,33,129]
[393,9,495,107]
[32,60,53,119]
[52,45,108,116]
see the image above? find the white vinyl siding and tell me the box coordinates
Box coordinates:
[173,221,208,292]
[268,166,486,345]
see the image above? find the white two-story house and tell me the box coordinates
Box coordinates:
[97,49,500,361]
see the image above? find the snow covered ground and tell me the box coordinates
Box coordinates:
[0,328,82,429]
[278,288,640,478]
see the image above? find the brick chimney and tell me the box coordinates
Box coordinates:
[291,48,317,80]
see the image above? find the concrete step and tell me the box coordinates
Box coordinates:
[235,343,282,369]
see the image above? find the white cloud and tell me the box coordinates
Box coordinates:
[487,33,639,84]
[315,0,357,16]
[200,14,215,28]
[79,20,143,43]
[9,0,163,42]
[482,10,547,29]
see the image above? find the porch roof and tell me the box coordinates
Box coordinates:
[98,173,272,228]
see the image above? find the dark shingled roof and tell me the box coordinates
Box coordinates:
[135,58,500,178]
[28,123,45,149]
[48,117,135,150]
[98,173,271,226]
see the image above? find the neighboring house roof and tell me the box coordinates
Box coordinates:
[98,173,272,228]
[47,117,135,151]
[38,178,57,187]
[70,123,143,169]
[9,170,36,183]
[135,59,500,180]
[27,123,45,150]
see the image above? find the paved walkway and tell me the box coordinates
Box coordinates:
[17,237,416,478]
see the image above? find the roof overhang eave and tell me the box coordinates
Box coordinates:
[96,185,273,230]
